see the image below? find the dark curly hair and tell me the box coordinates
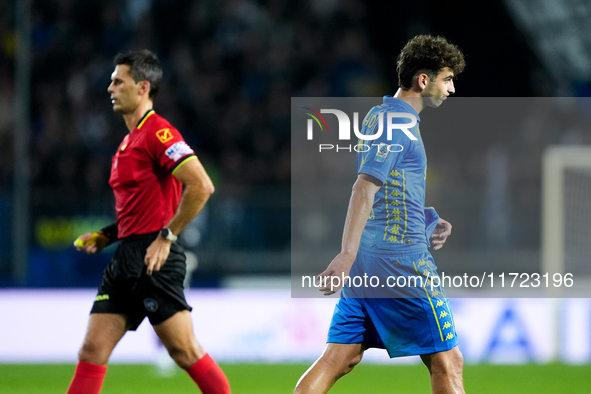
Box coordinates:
[114,49,163,101]
[397,35,465,90]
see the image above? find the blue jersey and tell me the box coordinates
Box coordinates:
[327,96,459,358]
[358,96,432,251]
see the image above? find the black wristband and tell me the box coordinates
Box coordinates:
[99,223,119,245]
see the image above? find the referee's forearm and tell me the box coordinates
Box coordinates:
[166,184,212,236]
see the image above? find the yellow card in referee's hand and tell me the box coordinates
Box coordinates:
[75,232,109,249]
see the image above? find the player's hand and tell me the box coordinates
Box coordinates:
[430,218,452,250]
[74,232,109,254]
[144,236,172,276]
[317,253,355,296]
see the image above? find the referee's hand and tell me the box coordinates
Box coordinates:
[73,232,108,254]
[144,236,172,275]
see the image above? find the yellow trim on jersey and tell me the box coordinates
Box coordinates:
[413,261,444,342]
[172,155,197,175]
[137,110,155,129]
[402,169,408,242]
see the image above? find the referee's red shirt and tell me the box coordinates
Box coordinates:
[109,110,196,238]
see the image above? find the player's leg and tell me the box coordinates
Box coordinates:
[420,346,465,394]
[294,342,365,394]
[153,310,230,394]
[67,313,128,394]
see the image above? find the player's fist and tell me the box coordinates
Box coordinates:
[430,218,452,250]
[74,232,109,254]
[317,253,355,296]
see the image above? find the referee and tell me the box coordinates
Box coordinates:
[67,50,230,394]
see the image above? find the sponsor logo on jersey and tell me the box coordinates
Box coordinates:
[95,294,109,301]
[156,128,173,143]
[165,141,194,162]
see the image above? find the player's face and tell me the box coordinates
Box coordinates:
[107,65,142,115]
[421,67,455,108]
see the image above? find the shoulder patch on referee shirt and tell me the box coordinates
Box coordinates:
[156,128,173,143]
[165,141,194,162]
[375,142,389,162]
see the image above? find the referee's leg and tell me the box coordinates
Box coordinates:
[294,342,365,394]
[67,313,128,394]
[78,313,128,364]
[153,310,230,394]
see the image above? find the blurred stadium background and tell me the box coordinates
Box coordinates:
[1,0,591,392]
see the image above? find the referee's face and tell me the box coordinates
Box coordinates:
[108,65,142,115]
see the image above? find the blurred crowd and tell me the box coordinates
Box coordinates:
[1,0,591,259]
[0,0,387,217]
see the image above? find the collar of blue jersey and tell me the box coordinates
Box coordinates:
[382,95,420,122]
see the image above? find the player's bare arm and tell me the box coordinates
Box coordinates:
[318,173,382,295]
[144,157,215,275]
[430,217,452,251]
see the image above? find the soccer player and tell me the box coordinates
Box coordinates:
[294,35,466,394]
[67,50,231,394]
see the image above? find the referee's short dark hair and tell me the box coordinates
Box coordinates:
[397,35,465,90]
[114,49,163,101]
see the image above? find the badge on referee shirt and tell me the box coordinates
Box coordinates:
[156,128,173,143]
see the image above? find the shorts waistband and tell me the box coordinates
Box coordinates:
[119,231,159,244]
[358,244,428,256]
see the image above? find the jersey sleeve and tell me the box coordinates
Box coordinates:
[357,110,411,184]
[424,206,440,247]
[147,126,196,173]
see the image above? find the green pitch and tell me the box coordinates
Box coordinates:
[1,363,590,393]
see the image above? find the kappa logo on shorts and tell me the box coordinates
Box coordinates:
[144,298,159,312]
[156,128,173,143]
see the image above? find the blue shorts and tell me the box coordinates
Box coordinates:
[327,247,459,358]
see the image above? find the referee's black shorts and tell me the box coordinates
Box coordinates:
[91,232,192,330]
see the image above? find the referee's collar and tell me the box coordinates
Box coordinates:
[383,96,420,122]
[136,109,155,129]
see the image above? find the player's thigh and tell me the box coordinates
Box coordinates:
[420,345,463,373]
[79,313,128,363]
[153,310,205,361]
[321,342,365,372]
